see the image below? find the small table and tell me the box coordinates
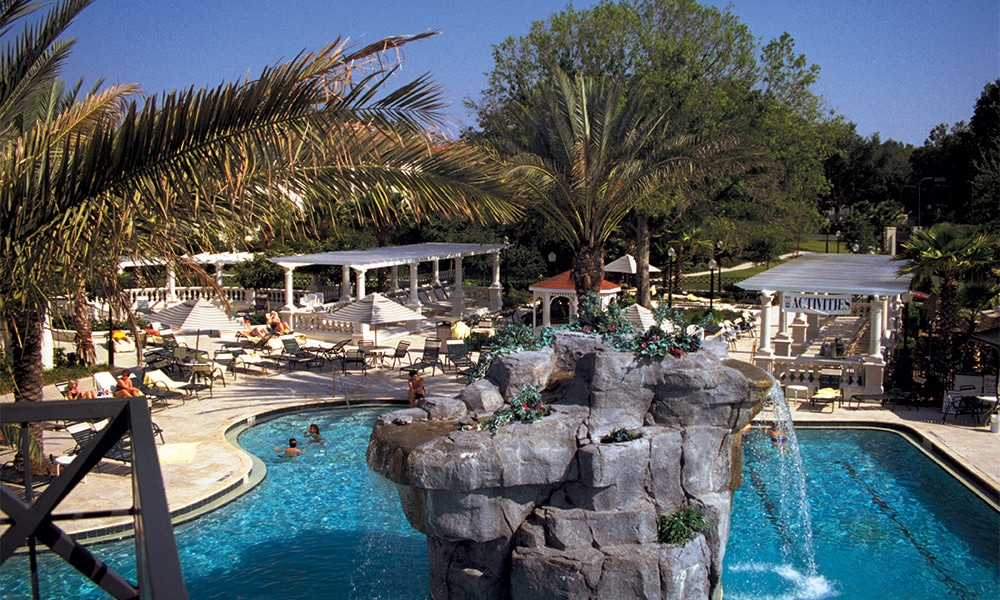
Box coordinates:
[357,346,391,368]
[785,384,809,401]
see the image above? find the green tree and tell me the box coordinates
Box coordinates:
[475,0,835,305]
[484,70,681,293]
[897,224,995,381]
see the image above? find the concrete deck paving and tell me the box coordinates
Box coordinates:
[2,318,998,546]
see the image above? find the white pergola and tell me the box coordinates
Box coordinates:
[268,242,506,317]
[118,252,253,304]
[737,253,913,393]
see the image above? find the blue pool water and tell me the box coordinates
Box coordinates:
[3,412,998,599]
[0,406,428,599]
[723,427,1000,599]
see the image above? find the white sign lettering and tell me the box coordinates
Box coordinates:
[782,293,852,315]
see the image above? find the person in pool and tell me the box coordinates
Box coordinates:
[769,423,788,449]
[279,438,305,457]
[303,424,323,444]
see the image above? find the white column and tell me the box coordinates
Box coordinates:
[542,293,551,328]
[407,263,421,312]
[166,263,177,304]
[282,265,296,310]
[489,252,503,312]
[431,260,440,286]
[757,291,775,355]
[390,265,399,291]
[341,266,351,301]
[215,261,224,288]
[881,296,891,345]
[354,268,367,300]
[451,257,465,318]
[869,296,884,360]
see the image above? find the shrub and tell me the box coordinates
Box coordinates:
[464,383,549,435]
[600,428,641,443]
[657,506,710,545]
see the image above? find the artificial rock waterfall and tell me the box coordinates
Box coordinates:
[367,331,769,599]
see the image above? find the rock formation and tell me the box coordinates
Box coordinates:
[367,331,767,599]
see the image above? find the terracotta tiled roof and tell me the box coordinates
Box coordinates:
[529,270,621,293]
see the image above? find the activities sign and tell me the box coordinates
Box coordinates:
[782,293,852,315]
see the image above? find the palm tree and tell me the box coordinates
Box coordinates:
[897,224,995,381]
[1,0,511,469]
[484,69,688,294]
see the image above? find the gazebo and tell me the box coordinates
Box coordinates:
[737,253,913,394]
[529,270,621,329]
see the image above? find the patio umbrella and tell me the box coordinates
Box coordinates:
[326,293,425,345]
[604,254,661,274]
[153,298,238,349]
[622,304,658,332]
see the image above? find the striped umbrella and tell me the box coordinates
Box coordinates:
[326,293,425,345]
[153,298,237,348]
[604,254,661,274]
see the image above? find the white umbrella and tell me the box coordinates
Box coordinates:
[604,254,661,274]
[622,304,657,331]
[153,298,237,348]
[326,293,425,345]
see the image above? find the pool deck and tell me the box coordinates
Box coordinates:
[2,324,998,544]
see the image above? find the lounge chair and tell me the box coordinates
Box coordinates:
[810,369,842,412]
[143,369,198,402]
[66,421,133,471]
[274,336,322,371]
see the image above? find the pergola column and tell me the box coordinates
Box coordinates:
[862,295,887,393]
[773,292,792,356]
[340,266,351,301]
[354,268,367,300]
[755,291,775,368]
[451,257,465,318]
[282,265,296,310]
[868,296,884,359]
[881,296,891,346]
[542,293,551,328]
[391,265,399,291]
[488,251,503,312]
[406,263,422,313]
[214,261,224,288]
[166,264,177,304]
[431,260,440,286]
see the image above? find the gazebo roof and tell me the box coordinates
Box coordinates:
[737,254,913,296]
[268,242,505,270]
[529,270,621,294]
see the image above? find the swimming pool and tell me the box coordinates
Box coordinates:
[0,406,428,599]
[2,412,997,599]
[723,427,1000,599]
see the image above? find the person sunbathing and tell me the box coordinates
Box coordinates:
[267,311,293,334]
[64,379,97,400]
[236,316,270,338]
[114,369,143,398]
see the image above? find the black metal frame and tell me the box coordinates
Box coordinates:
[1,398,188,599]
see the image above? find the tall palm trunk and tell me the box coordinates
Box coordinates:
[5,308,49,474]
[934,275,959,380]
[635,212,652,308]
[73,281,97,365]
[571,242,605,295]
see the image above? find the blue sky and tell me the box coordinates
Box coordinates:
[61,0,998,146]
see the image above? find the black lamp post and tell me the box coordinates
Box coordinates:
[835,230,841,254]
[666,246,676,308]
[714,241,724,305]
[708,258,717,311]
[824,219,831,253]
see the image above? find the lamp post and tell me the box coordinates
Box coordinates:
[835,230,841,254]
[824,218,831,253]
[917,177,946,228]
[714,241,724,305]
[708,258,717,311]
[666,246,676,308]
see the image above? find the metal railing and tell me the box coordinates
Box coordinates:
[1,398,188,599]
